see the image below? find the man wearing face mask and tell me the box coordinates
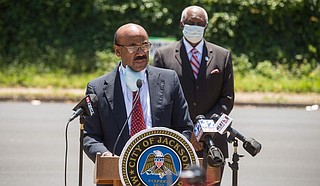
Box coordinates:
[83,23,193,170]
[153,5,234,185]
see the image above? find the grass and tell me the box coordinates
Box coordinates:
[0,58,319,93]
[0,69,101,89]
[234,74,320,93]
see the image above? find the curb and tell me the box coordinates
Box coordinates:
[234,92,320,108]
[0,88,319,107]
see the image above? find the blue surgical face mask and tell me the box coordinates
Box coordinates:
[123,65,143,91]
[182,24,205,44]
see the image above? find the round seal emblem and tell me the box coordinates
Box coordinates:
[119,127,199,186]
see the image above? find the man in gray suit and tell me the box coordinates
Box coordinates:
[83,23,193,163]
[153,6,234,185]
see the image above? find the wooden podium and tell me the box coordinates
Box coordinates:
[95,154,121,185]
[94,154,221,185]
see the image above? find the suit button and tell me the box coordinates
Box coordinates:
[196,86,199,90]
[193,102,197,106]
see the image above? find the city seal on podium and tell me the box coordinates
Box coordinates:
[119,127,199,186]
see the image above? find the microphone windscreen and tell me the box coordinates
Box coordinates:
[243,137,262,157]
[207,146,224,167]
[210,114,220,122]
[136,79,142,89]
[195,115,205,122]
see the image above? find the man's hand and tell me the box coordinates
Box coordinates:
[101,151,118,157]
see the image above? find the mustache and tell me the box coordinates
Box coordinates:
[134,55,148,60]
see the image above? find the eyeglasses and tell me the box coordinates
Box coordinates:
[116,42,152,54]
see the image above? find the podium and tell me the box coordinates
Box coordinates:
[94,154,221,185]
[95,154,121,185]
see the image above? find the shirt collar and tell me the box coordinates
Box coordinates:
[183,37,204,54]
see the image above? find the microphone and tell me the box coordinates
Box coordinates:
[68,94,98,122]
[193,114,232,142]
[210,113,262,157]
[136,79,142,90]
[112,79,142,156]
[193,115,224,167]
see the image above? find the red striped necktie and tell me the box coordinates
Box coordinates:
[190,48,200,79]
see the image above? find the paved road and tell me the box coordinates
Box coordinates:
[0,102,319,186]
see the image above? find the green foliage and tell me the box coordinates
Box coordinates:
[0,63,102,88]
[232,54,253,76]
[1,51,319,93]
[94,50,120,73]
[202,0,320,66]
[0,0,319,93]
[233,53,320,93]
[235,73,320,93]
[0,0,108,72]
[0,49,120,88]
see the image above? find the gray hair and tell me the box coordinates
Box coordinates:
[180,6,208,23]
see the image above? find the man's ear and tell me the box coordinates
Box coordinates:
[179,21,184,30]
[114,45,121,57]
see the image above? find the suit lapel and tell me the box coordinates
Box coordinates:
[103,66,130,140]
[174,41,183,66]
[146,66,164,127]
[179,40,197,82]
[197,43,209,79]
[204,40,214,68]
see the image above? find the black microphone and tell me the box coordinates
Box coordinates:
[205,135,224,167]
[68,94,98,122]
[210,113,262,157]
[227,127,261,157]
[136,79,142,90]
[112,79,142,156]
[194,115,224,167]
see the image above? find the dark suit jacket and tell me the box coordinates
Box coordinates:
[153,39,234,158]
[83,64,193,162]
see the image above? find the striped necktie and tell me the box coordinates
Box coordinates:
[190,48,200,79]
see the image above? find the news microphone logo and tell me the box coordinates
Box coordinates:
[193,114,233,142]
[214,114,262,157]
[215,114,233,134]
[193,119,215,142]
[68,94,97,122]
[85,96,94,116]
[193,122,203,142]
[194,113,262,157]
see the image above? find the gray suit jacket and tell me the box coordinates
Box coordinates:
[153,39,234,158]
[83,64,193,161]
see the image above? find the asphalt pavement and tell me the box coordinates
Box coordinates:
[0,87,319,186]
[0,102,319,186]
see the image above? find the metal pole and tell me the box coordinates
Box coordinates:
[78,116,84,186]
[228,139,244,186]
[232,140,239,186]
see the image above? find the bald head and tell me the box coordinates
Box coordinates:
[113,23,150,72]
[114,23,148,45]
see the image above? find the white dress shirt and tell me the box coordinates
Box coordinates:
[183,37,204,63]
[119,63,152,131]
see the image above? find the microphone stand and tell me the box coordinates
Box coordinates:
[228,139,244,186]
[78,115,85,186]
[202,142,209,178]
